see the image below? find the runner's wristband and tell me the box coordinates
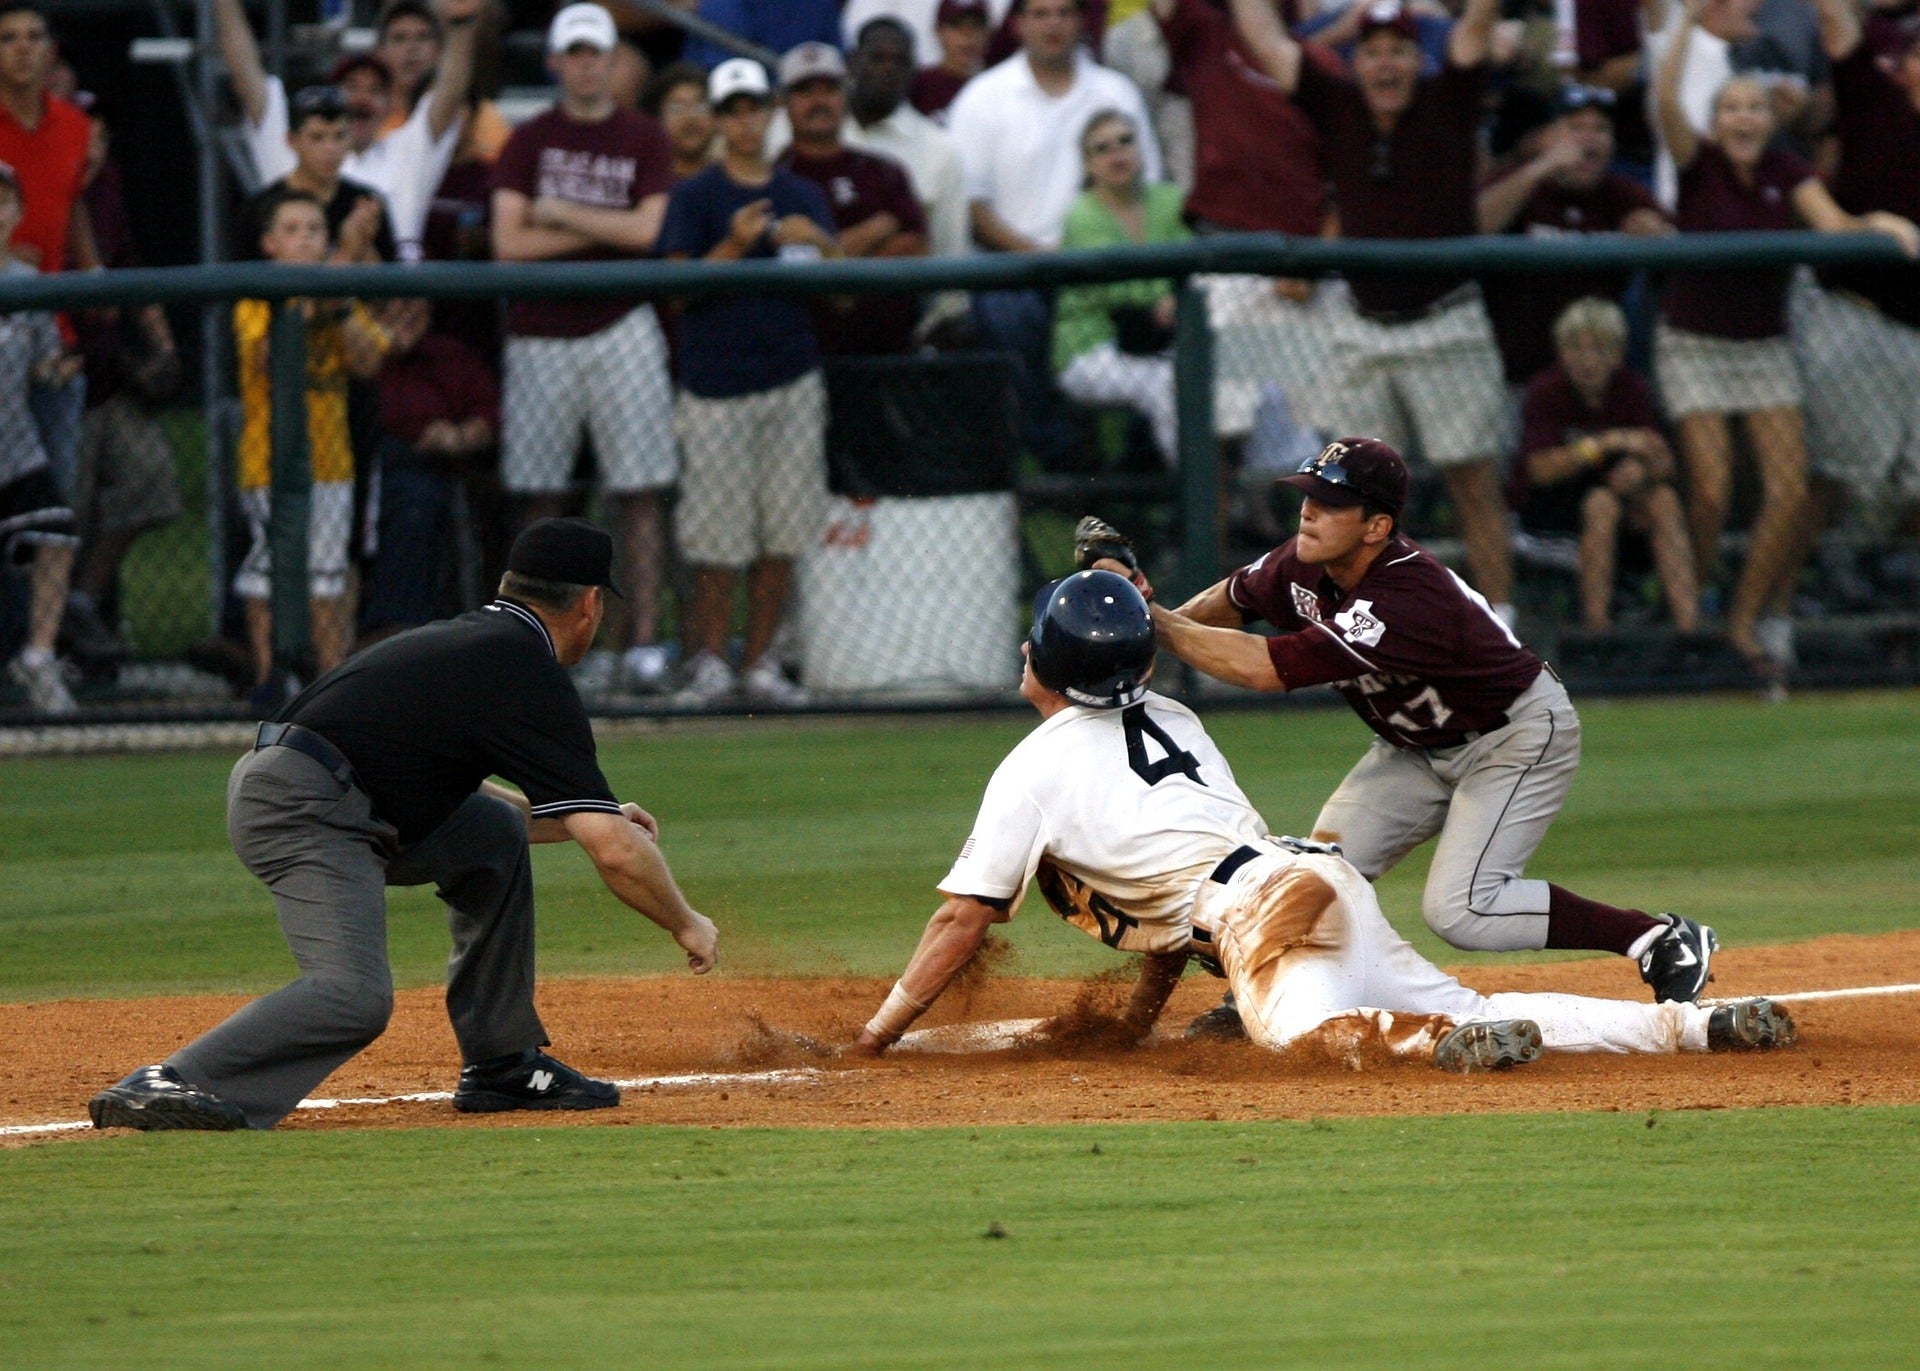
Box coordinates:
[864,981,930,1046]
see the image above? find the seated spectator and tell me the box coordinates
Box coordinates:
[643,61,719,183]
[215,0,480,260]
[1478,84,1670,386]
[949,0,1162,464]
[1652,0,1919,678]
[0,168,79,714]
[359,299,499,641]
[776,42,929,355]
[232,191,390,711]
[658,59,839,708]
[1792,0,1920,544]
[684,0,842,69]
[1052,109,1188,463]
[493,3,679,695]
[238,85,397,265]
[844,17,970,263]
[914,0,996,120]
[1516,299,1698,633]
[68,108,182,671]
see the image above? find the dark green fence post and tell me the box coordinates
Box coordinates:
[267,299,310,674]
[1172,278,1217,606]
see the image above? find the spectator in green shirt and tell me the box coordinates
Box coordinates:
[1052,108,1190,466]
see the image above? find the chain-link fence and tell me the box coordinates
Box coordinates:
[3,232,1918,745]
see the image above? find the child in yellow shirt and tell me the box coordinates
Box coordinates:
[233,189,387,703]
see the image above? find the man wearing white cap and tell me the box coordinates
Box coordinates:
[657,59,841,708]
[491,3,680,696]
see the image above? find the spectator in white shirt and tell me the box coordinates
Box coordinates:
[844,17,970,261]
[215,0,479,260]
[947,0,1161,463]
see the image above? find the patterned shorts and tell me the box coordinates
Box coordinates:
[502,305,676,494]
[233,481,353,601]
[674,370,828,569]
[1654,320,1802,420]
[1788,277,1920,511]
[1296,283,1510,467]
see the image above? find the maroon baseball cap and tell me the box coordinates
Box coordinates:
[1281,438,1409,515]
[1355,0,1420,42]
[936,0,991,25]
[328,52,394,87]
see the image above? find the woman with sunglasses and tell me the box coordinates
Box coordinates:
[1051,109,1190,465]
[1654,0,1919,682]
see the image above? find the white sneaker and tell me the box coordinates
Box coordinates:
[1753,615,1797,669]
[8,649,77,715]
[571,647,619,700]
[673,651,737,707]
[621,643,673,694]
[742,657,809,708]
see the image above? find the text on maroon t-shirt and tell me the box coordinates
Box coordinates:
[1226,534,1543,748]
[777,144,927,355]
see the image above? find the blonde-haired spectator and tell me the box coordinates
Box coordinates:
[1516,299,1697,634]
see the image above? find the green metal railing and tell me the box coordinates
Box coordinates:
[6,231,1903,671]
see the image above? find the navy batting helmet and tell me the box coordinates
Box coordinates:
[1028,570,1154,709]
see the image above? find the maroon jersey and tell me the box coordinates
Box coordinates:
[777,144,927,355]
[377,332,501,448]
[1512,362,1666,533]
[492,106,675,339]
[1481,170,1664,382]
[1821,45,1920,328]
[1663,142,1815,340]
[1158,0,1324,235]
[1228,534,1544,749]
[910,66,968,120]
[1292,57,1485,316]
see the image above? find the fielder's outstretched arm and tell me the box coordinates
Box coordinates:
[1152,604,1286,692]
[854,895,1008,1053]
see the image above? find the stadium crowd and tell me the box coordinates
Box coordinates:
[2,0,1918,716]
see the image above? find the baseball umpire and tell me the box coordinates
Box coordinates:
[1084,438,1715,1039]
[852,571,1792,1064]
[89,518,719,1131]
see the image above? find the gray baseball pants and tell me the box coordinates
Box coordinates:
[168,744,547,1129]
[1310,669,1580,953]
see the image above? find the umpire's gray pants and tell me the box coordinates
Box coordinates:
[168,745,546,1128]
[1311,669,1580,953]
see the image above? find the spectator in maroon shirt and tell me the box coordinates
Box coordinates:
[776,41,929,355]
[913,0,992,121]
[1653,0,1918,679]
[1516,298,1697,633]
[1478,84,1671,385]
[1231,0,1520,625]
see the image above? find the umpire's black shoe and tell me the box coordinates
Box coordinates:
[89,1064,249,1131]
[1638,914,1718,1003]
[1184,994,1249,1042]
[452,1049,620,1114]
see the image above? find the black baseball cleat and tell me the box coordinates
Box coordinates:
[88,1064,249,1131]
[452,1049,620,1113]
[1707,997,1798,1051]
[1184,994,1249,1042]
[1639,913,1718,1003]
[1433,1019,1544,1073]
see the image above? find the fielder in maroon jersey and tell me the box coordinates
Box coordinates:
[1139,438,1715,1036]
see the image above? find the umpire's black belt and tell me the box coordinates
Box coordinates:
[255,721,359,791]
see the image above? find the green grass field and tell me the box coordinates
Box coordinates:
[5,691,1919,1367]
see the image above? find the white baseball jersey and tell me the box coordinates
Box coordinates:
[939,693,1271,955]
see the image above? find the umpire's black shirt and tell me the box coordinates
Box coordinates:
[282,597,622,847]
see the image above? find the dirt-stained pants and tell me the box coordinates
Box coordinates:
[1191,846,1708,1058]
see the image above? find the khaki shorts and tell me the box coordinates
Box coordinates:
[234,481,353,600]
[1296,283,1510,467]
[502,305,676,495]
[1789,277,1920,514]
[674,370,828,569]
[1655,320,1802,419]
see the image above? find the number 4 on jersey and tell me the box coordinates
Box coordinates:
[1123,704,1205,787]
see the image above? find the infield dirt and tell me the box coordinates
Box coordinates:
[8,931,1919,1140]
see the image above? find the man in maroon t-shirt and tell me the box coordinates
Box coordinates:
[775,42,929,354]
[1477,85,1671,385]
[1129,438,1717,1036]
[913,0,991,121]
[1234,0,1519,626]
[491,3,678,694]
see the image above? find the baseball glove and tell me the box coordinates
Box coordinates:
[1072,515,1140,575]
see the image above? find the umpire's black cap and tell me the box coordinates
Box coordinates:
[1281,437,1409,516]
[508,517,624,597]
